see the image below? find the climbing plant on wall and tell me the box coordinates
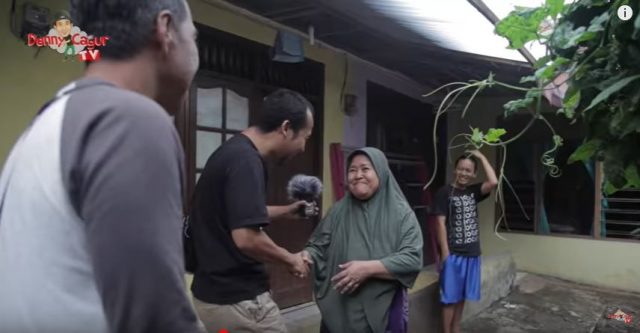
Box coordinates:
[423,0,640,236]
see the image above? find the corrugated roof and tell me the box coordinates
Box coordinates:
[215,0,536,88]
[364,0,549,62]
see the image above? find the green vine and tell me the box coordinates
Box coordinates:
[423,0,640,238]
[496,0,640,194]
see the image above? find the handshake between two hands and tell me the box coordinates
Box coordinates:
[288,251,372,295]
[288,250,313,280]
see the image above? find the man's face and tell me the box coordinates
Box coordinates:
[54,19,72,37]
[170,3,199,90]
[276,110,314,165]
[158,1,199,114]
[454,158,477,187]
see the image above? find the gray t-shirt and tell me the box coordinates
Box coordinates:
[0,79,200,333]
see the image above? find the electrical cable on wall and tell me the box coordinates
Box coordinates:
[10,0,18,38]
[340,52,349,116]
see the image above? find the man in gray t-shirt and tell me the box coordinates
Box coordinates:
[0,1,200,332]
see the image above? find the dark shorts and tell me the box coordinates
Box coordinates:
[440,254,481,304]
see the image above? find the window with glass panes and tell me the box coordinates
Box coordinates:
[193,84,250,184]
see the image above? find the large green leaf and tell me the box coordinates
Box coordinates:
[588,12,610,32]
[624,164,640,188]
[568,139,601,163]
[568,30,598,46]
[546,0,564,17]
[585,74,640,111]
[550,18,601,50]
[471,128,484,144]
[620,116,640,137]
[604,181,618,195]
[561,89,580,118]
[603,146,628,189]
[496,7,548,49]
[484,128,507,143]
[503,90,541,117]
[535,57,569,81]
[549,21,575,48]
[534,55,552,69]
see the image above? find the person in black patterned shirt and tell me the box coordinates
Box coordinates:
[432,150,498,333]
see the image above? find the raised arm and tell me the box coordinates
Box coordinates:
[469,150,498,195]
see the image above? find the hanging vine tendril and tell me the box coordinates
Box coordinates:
[423,73,564,241]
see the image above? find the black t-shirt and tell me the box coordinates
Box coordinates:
[432,183,489,257]
[190,134,270,304]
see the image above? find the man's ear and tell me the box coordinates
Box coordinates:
[281,120,291,137]
[154,10,175,55]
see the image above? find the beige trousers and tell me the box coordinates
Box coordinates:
[194,291,288,333]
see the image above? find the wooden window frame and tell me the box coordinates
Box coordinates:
[495,149,639,242]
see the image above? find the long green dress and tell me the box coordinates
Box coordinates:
[305,147,423,333]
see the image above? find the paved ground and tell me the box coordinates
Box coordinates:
[462,273,640,333]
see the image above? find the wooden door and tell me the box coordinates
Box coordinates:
[180,77,322,308]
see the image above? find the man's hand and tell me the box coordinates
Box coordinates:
[468,149,485,160]
[287,252,310,279]
[331,261,373,294]
[288,201,308,218]
[441,249,450,263]
[300,250,313,266]
[267,201,319,220]
[288,201,320,219]
[467,149,499,194]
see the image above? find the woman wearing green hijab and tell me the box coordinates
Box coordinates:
[302,147,423,333]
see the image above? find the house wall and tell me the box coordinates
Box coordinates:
[0,0,431,211]
[446,95,640,293]
[0,0,84,168]
[342,57,428,149]
[188,0,350,210]
[0,0,364,210]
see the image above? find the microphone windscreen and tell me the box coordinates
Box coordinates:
[287,174,323,202]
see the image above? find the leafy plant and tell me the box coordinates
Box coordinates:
[423,0,640,237]
[496,0,640,194]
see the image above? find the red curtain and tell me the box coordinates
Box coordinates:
[329,143,345,201]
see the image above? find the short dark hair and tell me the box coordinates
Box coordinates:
[70,0,187,60]
[455,154,478,172]
[256,89,314,134]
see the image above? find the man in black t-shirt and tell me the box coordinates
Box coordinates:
[190,89,315,333]
[432,150,498,333]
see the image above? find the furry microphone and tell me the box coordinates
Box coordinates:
[287,174,323,217]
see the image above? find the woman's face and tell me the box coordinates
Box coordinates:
[347,154,380,200]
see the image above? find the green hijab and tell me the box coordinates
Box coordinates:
[305,147,423,333]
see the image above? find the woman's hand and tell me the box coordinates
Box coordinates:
[331,261,373,294]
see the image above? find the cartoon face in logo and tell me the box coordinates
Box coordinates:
[47,10,87,56]
[54,17,72,38]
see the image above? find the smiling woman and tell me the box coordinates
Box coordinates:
[347,153,381,200]
[304,147,423,333]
